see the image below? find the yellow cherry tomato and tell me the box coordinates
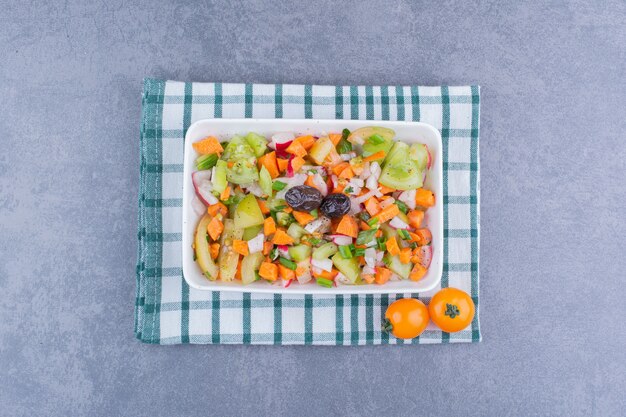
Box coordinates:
[428,287,475,333]
[383,298,429,339]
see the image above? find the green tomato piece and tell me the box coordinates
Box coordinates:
[347,126,395,146]
[242,224,263,241]
[259,165,273,196]
[383,253,411,279]
[194,214,219,280]
[313,242,338,260]
[409,143,429,171]
[234,194,265,229]
[218,219,244,281]
[222,135,255,161]
[288,245,312,262]
[331,252,360,284]
[244,132,268,157]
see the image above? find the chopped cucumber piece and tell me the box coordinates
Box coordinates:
[312,242,338,260]
[234,194,265,229]
[287,223,307,241]
[242,224,263,241]
[244,132,268,157]
[331,252,360,284]
[275,211,294,227]
[241,252,264,285]
[211,160,228,194]
[259,165,273,196]
[288,245,312,262]
[384,253,411,279]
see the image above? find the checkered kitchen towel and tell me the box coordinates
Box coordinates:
[135,79,480,345]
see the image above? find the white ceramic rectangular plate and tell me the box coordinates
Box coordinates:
[182,119,443,295]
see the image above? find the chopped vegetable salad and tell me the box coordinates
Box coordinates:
[190,127,435,288]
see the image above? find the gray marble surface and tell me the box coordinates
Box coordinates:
[1,1,625,416]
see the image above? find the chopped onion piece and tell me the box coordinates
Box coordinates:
[311,258,333,272]
[398,189,417,210]
[389,216,410,229]
[312,173,328,196]
[243,182,264,197]
[362,265,376,275]
[379,197,395,209]
[327,234,353,246]
[366,162,381,191]
[304,216,331,234]
[247,234,265,254]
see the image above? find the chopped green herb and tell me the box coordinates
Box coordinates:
[359,212,371,221]
[308,236,322,246]
[272,181,287,191]
[395,200,408,214]
[204,271,213,279]
[310,209,318,218]
[348,244,356,252]
[376,237,387,251]
[338,245,353,259]
[254,272,262,281]
[367,217,379,227]
[269,247,279,260]
[357,229,377,245]
[195,153,218,170]
[193,252,197,261]
[316,277,333,288]
[398,229,411,240]
[308,169,317,175]
[273,204,287,211]
[279,257,297,270]
[206,235,210,243]
[354,248,365,257]
[345,186,354,194]
[409,242,418,249]
[367,134,385,145]
[341,128,351,141]
[337,138,352,154]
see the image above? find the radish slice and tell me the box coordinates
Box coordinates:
[327,234,352,246]
[191,196,206,216]
[311,258,333,272]
[282,279,293,288]
[366,162,381,191]
[192,171,218,206]
[389,216,410,229]
[277,245,290,259]
[426,145,432,169]
[420,245,433,268]
[247,234,265,254]
[354,188,378,204]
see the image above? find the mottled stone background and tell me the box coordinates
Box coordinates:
[1,1,624,416]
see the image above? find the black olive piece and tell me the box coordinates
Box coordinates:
[285,185,323,212]
[319,193,351,218]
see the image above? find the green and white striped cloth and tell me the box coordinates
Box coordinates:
[135,79,481,345]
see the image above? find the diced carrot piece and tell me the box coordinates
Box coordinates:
[338,166,354,179]
[209,243,220,260]
[220,185,231,201]
[257,199,270,214]
[295,266,307,276]
[227,161,235,168]
[304,175,317,188]
[399,247,412,264]
[207,217,224,241]
[235,261,242,280]
[408,231,422,243]
[192,136,223,155]
[335,215,359,238]
[386,237,400,256]
[363,151,386,162]
[328,133,342,146]
[278,264,296,281]
[233,239,249,256]
[263,241,273,255]
[259,262,278,281]
[290,156,306,173]
[415,188,435,208]
[277,158,289,173]
[371,204,400,224]
[410,263,427,281]
[364,197,381,216]
[294,135,315,150]
[293,211,315,226]
[207,202,228,217]
[378,184,396,194]
[286,141,307,157]
[312,269,338,280]
[272,229,294,245]
[263,217,276,236]
[359,221,371,231]
[332,162,350,176]
[415,228,432,245]
[375,267,392,284]
[283,206,293,213]
[362,274,375,284]
[375,229,382,238]
[407,210,424,229]
[258,151,279,178]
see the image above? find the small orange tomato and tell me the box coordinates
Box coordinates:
[383,298,429,339]
[428,287,475,333]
